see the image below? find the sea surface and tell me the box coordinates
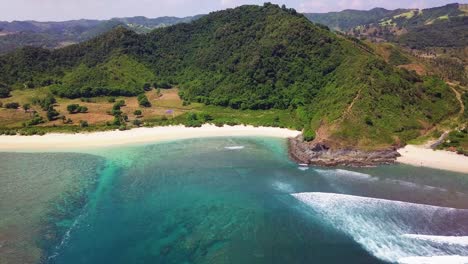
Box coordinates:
[1,137,468,264]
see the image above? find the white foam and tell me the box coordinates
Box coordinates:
[298,167,309,171]
[272,181,294,193]
[291,192,468,263]
[402,234,468,246]
[387,179,449,192]
[398,255,468,264]
[224,146,245,150]
[314,169,376,180]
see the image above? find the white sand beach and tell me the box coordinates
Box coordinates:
[397,145,468,174]
[0,125,301,152]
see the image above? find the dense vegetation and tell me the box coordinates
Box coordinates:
[0,83,10,97]
[398,16,468,49]
[0,3,460,149]
[306,3,467,49]
[0,15,203,54]
[305,8,408,31]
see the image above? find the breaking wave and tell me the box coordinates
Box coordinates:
[292,192,468,263]
[314,169,376,180]
[402,234,468,246]
[224,146,245,150]
[398,255,468,264]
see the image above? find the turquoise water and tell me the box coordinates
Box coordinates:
[1,137,468,264]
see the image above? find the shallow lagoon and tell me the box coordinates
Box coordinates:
[1,137,468,263]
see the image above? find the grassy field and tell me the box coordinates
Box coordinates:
[0,87,301,135]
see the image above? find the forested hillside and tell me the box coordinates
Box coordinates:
[306,3,467,47]
[0,4,459,149]
[0,15,202,54]
[304,8,408,31]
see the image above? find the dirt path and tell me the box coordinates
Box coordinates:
[448,84,465,116]
[343,89,362,119]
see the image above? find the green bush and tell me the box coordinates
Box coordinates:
[137,94,151,107]
[79,120,89,127]
[67,104,80,114]
[303,128,316,142]
[46,106,60,121]
[22,103,31,112]
[32,95,56,110]
[77,106,88,113]
[0,83,11,98]
[24,113,45,127]
[5,102,19,109]
[132,119,143,126]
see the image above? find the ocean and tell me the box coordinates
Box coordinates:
[1,137,468,264]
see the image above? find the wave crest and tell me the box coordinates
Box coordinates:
[292,192,468,263]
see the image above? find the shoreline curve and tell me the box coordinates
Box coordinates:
[0,124,301,152]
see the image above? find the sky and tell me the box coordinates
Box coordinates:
[0,0,462,21]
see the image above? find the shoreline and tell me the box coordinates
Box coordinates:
[0,124,301,152]
[0,125,466,174]
[397,145,468,174]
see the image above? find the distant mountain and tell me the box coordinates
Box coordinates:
[0,15,203,53]
[306,3,468,49]
[304,8,410,31]
[0,4,459,149]
[2,3,465,54]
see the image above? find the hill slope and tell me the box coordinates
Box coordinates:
[0,4,459,149]
[306,3,468,49]
[304,8,409,31]
[0,15,202,54]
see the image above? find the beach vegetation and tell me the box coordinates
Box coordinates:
[137,94,151,107]
[79,120,89,127]
[24,113,45,127]
[46,106,60,121]
[67,104,88,114]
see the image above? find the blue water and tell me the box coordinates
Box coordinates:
[1,137,468,264]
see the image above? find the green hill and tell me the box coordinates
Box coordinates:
[304,8,409,31]
[307,3,468,49]
[0,3,459,149]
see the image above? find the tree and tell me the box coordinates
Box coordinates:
[23,103,31,113]
[134,109,142,116]
[5,102,19,109]
[46,106,60,121]
[24,113,45,127]
[132,119,143,126]
[137,94,151,107]
[67,104,80,114]
[0,83,11,98]
[79,120,89,127]
[303,128,316,142]
[143,83,152,91]
[78,106,88,113]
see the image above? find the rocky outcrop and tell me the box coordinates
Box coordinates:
[288,135,400,167]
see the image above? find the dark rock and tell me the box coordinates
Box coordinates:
[288,135,400,167]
